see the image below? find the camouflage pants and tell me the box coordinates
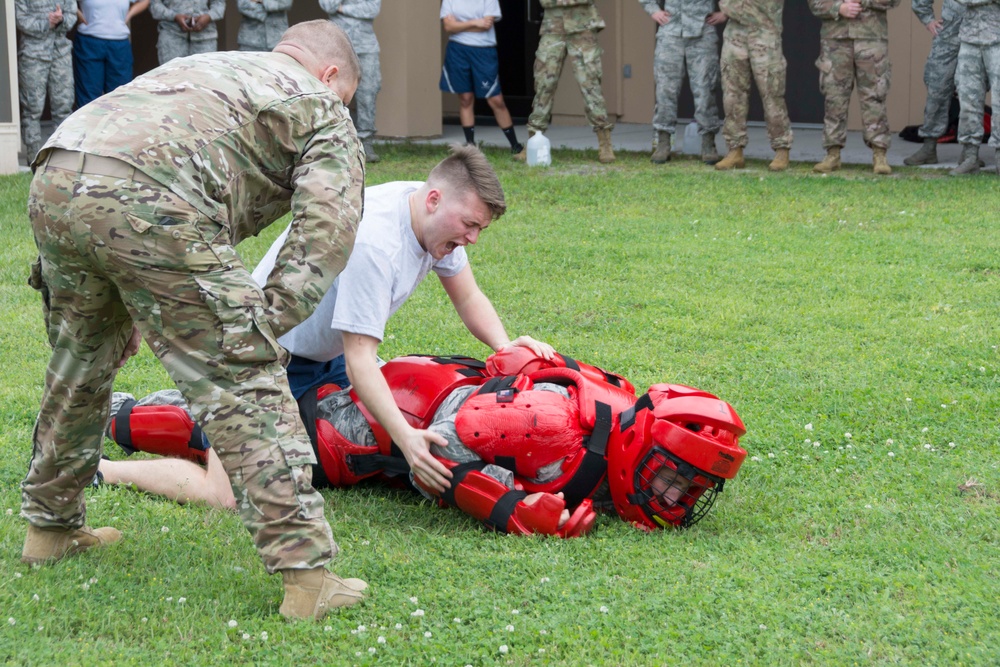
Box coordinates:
[527,30,613,134]
[817,38,892,150]
[157,31,217,65]
[22,162,337,574]
[956,40,1000,148]
[18,53,74,160]
[652,30,721,136]
[720,26,792,150]
[918,37,960,139]
[352,51,381,140]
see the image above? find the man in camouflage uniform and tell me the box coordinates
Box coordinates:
[21,21,369,621]
[640,0,726,165]
[522,0,615,164]
[15,0,77,163]
[320,0,382,163]
[904,0,966,166]
[809,0,901,176]
[951,0,1000,175]
[715,0,793,172]
[149,0,225,65]
[237,0,292,52]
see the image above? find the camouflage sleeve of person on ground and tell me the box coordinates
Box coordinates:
[15,0,78,162]
[21,21,372,622]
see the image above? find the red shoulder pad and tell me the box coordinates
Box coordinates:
[487,348,636,395]
[527,367,637,430]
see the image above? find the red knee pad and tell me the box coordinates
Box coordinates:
[110,400,209,465]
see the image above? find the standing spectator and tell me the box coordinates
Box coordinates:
[16,0,78,163]
[320,0,381,163]
[21,21,367,620]
[904,0,966,166]
[809,0,901,176]
[521,0,615,164]
[237,0,292,52]
[951,0,1000,175]
[714,0,793,171]
[149,0,225,65]
[640,0,726,165]
[439,0,524,156]
[73,0,149,109]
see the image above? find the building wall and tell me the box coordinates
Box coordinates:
[1,1,20,173]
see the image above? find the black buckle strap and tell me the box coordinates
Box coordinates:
[485,490,528,533]
[619,393,654,431]
[439,460,488,507]
[347,452,411,478]
[477,375,520,396]
[559,401,612,506]
[113,399,138,455]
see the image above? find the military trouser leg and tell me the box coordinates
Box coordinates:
[919,37,960,139]
[686,31,722,136]
[157,31,192,65]
[23,166,337,574]
[353,52,382,141]
[748,31,792,150]
[18,56,49,157]
[817,38,855,149]
[48,51,75,127]
[652,33,685,134]
[565,31,612,132]
[956,41,990,147]
[720,28,752,150]
[853,39,892,149]
[527,33,569,135]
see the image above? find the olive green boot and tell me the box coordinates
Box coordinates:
[903,137,938,166]
[951,144,981,175]
[701,133,721,164]
[813,147,841,174]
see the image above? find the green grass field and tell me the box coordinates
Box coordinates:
[1,145,998,665]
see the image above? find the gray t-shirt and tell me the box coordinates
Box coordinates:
[77,0,137,39]
[441,0,502,47]
[251,181,468,362]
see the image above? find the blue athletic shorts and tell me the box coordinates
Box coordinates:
[439,41,502,99]
[286,353,349,400]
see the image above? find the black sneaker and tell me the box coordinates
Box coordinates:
[511,143,524,155]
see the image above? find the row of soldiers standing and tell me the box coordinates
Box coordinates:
[15,0,383,164]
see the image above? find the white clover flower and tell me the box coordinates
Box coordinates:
[260,631,268,641]
[759,624,767,630]
[924,444,932,450]
[511,609,519,615]
[767,452,775,459]
[499,645,509,654]
[161,526,169,533]
[941,404,948,408]
[411,609,424,617]
[805,438,811,444]
[355,652,362,657]
[540,629,549,635]
[539,648,546,654]
[888,452,895,457]
[846,444,852,449]
[241,633,250,640]
[454,618,462,623]
[886,439,894,446]
[409,596,418,604]
[506,624,515,632]
[228,619,238,628]
[166,597,173,602]
[369,647,377,654]
[922,427,929,433]
[750,456,762,462]
[81,583,90,591]
[5,509,12,516]
[949,442,957,448]
[31,594,39,602]
[540,577,550,583]
[378,636,386,644]
[424,631,432,638]
[8,618,15,626]
[324,626,332,632]
[351,629,357,635]
[357,624,367,633]
[980,367,986,372]
[805,423,813,431]
[844,433,852,439]
[141,618,148,623]
[906,398,912,402]
[865,504,872,509]
[600,606,609,613]
[13,573,21,579]
[395,623,403,630]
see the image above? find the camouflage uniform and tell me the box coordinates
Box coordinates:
[321,0,381,141]
[718,0,792,150]
[22,52,365,575]
[236,0,291,52]
[526,0,613,135]
[912,0,966,139]
[955,0,1000,147]
[15,0,78,162]
[809,0,901,150]
[641,0,721,137]
[149,0,226,64]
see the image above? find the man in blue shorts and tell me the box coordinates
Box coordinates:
[439,0,523,155]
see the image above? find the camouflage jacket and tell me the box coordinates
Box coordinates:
[149,0,226,42]
[539,0,605,34]
[42,51,365,337]
[15,0,77,60]
[912,0,965,43]
[640,0,718,38]
[809,0,901,40]
[718,0,783,33]
[956,0,1000,44]
[237,0,292,50]
[319,0,381,53]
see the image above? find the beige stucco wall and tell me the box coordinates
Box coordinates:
[2,0,22,173]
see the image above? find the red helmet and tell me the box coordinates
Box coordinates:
[607,384,747,530]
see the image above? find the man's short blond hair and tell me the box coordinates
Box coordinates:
[276,20,361,84]
[427,145,507,221]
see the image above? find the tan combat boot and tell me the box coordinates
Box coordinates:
[279,568,368,620]
[597,128,615,163]
[769,148,790,172]
[22,524,122,565]
[872,147,891,175]
[813,147,841,174]
[714,147,744,170]
[650,131,671,164]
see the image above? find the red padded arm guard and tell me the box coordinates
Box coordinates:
[110,400,209,465]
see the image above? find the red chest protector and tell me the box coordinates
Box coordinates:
[454,366,638,505]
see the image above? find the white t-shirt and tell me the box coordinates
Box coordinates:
[252,181,469,362]
[441,0,502,48]
[77,0,137,40]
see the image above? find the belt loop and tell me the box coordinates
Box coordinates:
[75,151,86,176]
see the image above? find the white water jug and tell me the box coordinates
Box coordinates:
[527,132,551,167]
[683,121,700,155]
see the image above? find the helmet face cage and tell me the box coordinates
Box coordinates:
[632,446,722,528]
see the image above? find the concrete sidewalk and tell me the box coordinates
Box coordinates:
[408,121,996,172]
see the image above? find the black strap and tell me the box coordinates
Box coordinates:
[439,460,488,507]
[602,371,623,388]
[558,353,580,371]
[559,401,613,507]
[619,393,654,431]
[494,456,517,474]
[296,387,331,489]
[113,399,138,455]
[347,452,411,478]
[486,490,528,533]
[429,355,487,370]
[477,375,519,396]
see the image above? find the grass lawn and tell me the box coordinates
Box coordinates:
[0,145,998,665]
